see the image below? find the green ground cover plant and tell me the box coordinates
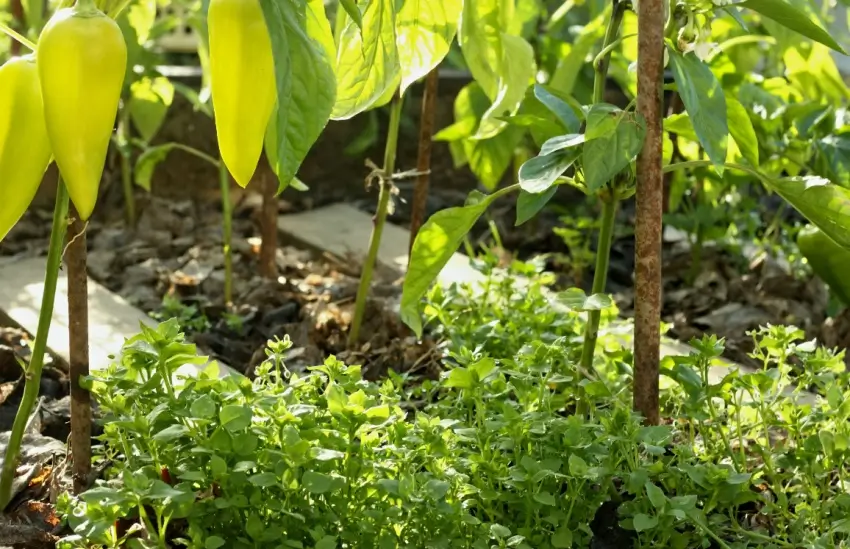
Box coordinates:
[58,260,850,549]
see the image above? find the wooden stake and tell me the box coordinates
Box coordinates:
[633,0,666,425]
[408,68,439,256]
[259,171,278,279]
[66,207,91,492]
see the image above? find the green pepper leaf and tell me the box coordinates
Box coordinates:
[332,0,399,119]
[261,0,336,193]
[583,110,646,192]
[516,187,558,226]
[767,175,850,249]
[740,0,845,53]
[395,0,462,96]
[668,47,728,174]
[473,34,535,140]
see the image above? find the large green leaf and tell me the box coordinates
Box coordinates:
[549,6,609,95]
[458,0,505,99]
[402,193,503,335]
[516,186,557,226]
[519,148,581,194]
[797,225,850,305]
[767,176,850,248]
[473,34,536,140]
[532,84,581,134]
[395,0,463,96]
[814,135,850,187]
[129,76,174,144]
[583,111,646,192]
[332,0,399,119]
[740,0,845,53]
[726,97,759,167]
[261,0,337,192]
[668,47,728,174]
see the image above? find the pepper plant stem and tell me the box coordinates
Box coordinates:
[579,198,617,372]
[219,160,233,305]
[0,179,70,509]
[66,207,91,493]
[349,93,403,347]
[0,20,35,52]
[578,0,625,378]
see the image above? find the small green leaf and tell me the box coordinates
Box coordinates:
[249,472,279,487]
[152,424,189,442]
[424,479,451,499]
[458,0,503,98]
[190,394,216,419]
[645,481,667,510]
[668,47,728,173]
[583,111,646,192]
[134,144,176,192]
[551,527,573,548]
[311,448,346,461]
[568,454,589,477]
[727,472,752,485]
[519,148,581,194]
[444,367,474,389]
[490,524,512,539]
[632,513,658,532]
[740,0,845,53]
[315,536,337,549]
[557,288,613,311]
[533,491,557,506]
[206,537,226,549]
[303,471,335,494]
[210,455,227,478]
[516,187,557,226]
[219,405,253,432]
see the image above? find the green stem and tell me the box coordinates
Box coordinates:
[170,143,221,168]
[219,160,233,306]
[119,106,136,227]
[592,1,625,105]
[593,33,637,69]
[348,94,404,347]
[0,180,70,509]
[0,21,35,51]
[579,198,617,373]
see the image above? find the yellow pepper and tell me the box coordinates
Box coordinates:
[209,0,277,188]
[37,0,126,220]
[0,56,52,242]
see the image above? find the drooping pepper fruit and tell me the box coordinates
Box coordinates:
[37,0,126,221]
[209,0,277,188]
[0,56,52,242]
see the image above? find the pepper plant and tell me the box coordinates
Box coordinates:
[400,0,850,420]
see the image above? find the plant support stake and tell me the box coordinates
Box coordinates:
[634,0,665,425]
[259,170,278,279]
[66,206,91,492]
[409,69,439,256]
[0,178,70,508]
[349,93,404,347]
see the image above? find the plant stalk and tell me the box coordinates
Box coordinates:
[579,198,617,372]
[577,0,625,378]
[349,93,404,347]
[259,170,278,280]
[633,0,666,425]
[409,69,439,257]
[0,179,70,509]
[66,206,91,493]
[118,106,135,226]
[219,160,233,305]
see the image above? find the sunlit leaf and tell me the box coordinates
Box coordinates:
[395,0,462,96]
